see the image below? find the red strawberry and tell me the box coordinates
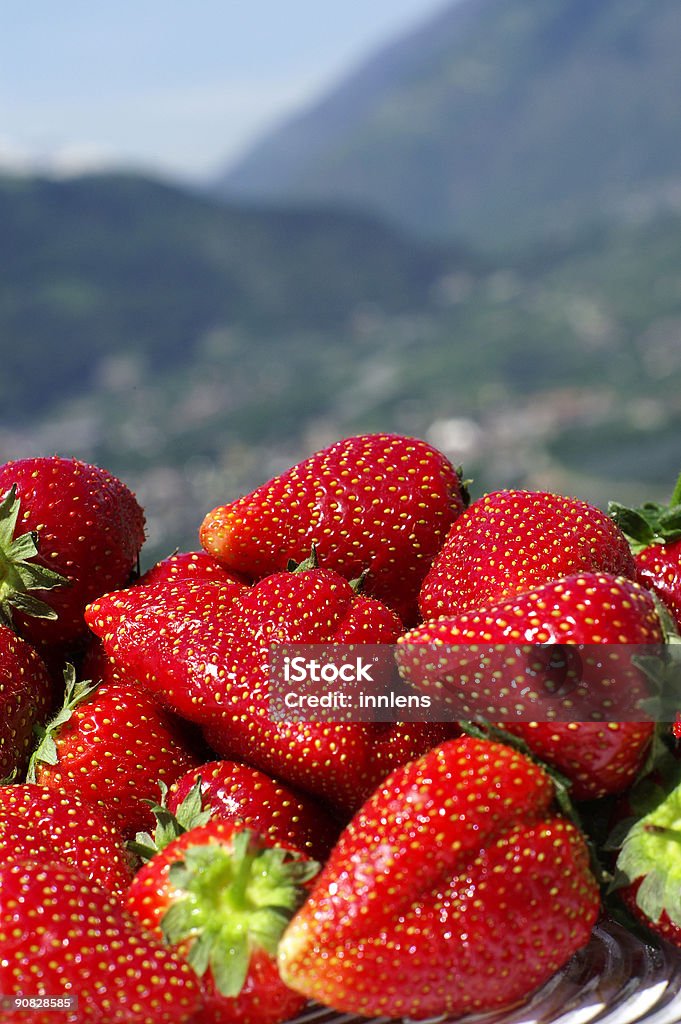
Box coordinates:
[140,549,250,588]
[199,432,468,623]
[612,770,681,947]
[399,573,663,798]
[27,665,202,837]
[609,473,681,631]
[168,759,341,861]
[0,859,201,1023]
[0,456,145,651]
[0,623,54,778]
[502,722,656,801]
[86,572,247,707]
[86,565,448,812]
[125,821,320,1024]
[420,488,636,619]
[0,782,133,896]
[277,735,600,1020]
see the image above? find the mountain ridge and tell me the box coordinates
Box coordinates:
[218,0,681,247]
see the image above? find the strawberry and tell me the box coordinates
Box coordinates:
[86,565,448,812]
[125,821,320,1024]
[140,548,250,588]
[399,573,663,798]
[0,456,145,651]
[419,488,636,619]
[199,432,468,623]
[610,471,681,631]
[277,735,600,1020]
[0,860,201,1023]
[167,759,341,861]
[0,623,54,778]
[0,782,133,896]
[612,769,681,946]
[501,722,656,801]
[27,665,202,837]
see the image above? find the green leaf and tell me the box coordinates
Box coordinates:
[173,778,212,833]
[608,502,657,546]
[0,484,68,630]
[637,869,667,925]
[127,833,158,862]
[161,887,201,946]
[209,933,250,997]
[455,466,472,507]
[7,592,58,620]
[26,665,99,781]
[0,486,21,546]
[614,773,681,927]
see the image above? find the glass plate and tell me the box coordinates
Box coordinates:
[289,918,681,1024]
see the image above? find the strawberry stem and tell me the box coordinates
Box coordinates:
[287,545,319,573]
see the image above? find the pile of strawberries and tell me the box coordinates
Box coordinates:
[2,434,681,1024]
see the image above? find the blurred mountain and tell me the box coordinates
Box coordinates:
[0,172,468,421]
[218,0,681,247]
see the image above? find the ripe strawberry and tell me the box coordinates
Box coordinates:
[0,456,145,650]
[0,860,201,1023]
[199,432,468,623]
[610,472,681,631]
[86,565,448,812]
[0,623,54,778]
[168,759,342,861]
[502,722,656,801]
[140,549,250,588]
[27,665,202,837]
[0,782,133,896]
[277,735,600,1020]
[399,573,663,798]
[419,488,636,619]
[125,821,320,1024]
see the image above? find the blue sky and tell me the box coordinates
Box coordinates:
[2,0,450,181]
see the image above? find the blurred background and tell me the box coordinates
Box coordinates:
[2,0,681,564]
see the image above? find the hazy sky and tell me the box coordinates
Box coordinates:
[2,0,450,181]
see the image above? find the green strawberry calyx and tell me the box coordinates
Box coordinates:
[0,485,68,627]
[612,772,681,928]
[129,778,212,862]
[26,664,99,782]
[162,829,320,996]
[608,469,681,553]
[455,465,473,508]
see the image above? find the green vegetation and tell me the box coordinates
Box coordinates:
[2,170,680,563]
